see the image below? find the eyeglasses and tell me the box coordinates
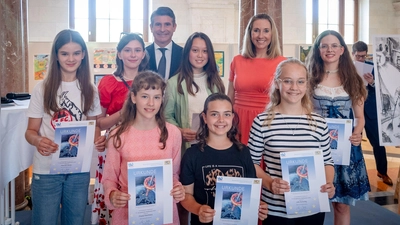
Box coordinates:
[354,54,367,59]
[319,44,342,51]
[277,78,307,87]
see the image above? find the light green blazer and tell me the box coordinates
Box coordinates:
[164,74,219,153]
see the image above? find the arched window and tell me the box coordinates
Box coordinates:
[69,0,149,42]
[306,0,358,44]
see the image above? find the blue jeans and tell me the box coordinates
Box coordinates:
[31,172,90,225]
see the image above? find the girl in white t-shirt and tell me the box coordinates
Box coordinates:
[25,29,105,225]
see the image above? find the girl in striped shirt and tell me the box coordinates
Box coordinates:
[248,58,335,224]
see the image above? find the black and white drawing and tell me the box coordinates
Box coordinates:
[373,35,400,145]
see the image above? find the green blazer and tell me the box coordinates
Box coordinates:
[164,74,219,152]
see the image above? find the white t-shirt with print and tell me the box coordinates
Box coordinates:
[26,80,102,174]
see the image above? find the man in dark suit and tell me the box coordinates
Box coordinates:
[352,41,393,186]
[146,7,183,80]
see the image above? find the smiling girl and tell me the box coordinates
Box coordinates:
[179,93,268,225]
[164,32,225,152]
[248,59,335,225]
[92,33,148,224]
[102,71,185,225]
[25,29,105,225]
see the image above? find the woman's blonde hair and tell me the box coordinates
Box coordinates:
[264,58,315,128]
[241,13,282,59]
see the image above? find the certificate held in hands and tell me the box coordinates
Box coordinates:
[325,118,352,165]
[50,120,96,174]
[213,176,261,225]
[280,150,330,215]
[127,159,173,225]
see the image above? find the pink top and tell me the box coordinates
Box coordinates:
[102,123,182,225]
[98,75,133,115]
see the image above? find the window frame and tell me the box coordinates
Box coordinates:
[69,0,149,42]
[311,0,358,43]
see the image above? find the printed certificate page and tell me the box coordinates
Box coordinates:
[50,120,96,174]
[127,159,173,225]
[213,176,261,225]
[280,150,330,215]
[325,118,353,165]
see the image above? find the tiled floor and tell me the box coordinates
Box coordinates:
[361,139,400,214]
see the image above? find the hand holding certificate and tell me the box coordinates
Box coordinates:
[280,150,330,215]
[50,120,96,174]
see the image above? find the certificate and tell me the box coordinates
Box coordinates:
[50,120,96,174]
[213,176,261,225]
[325,118,353,165]
[128,159,173,225]
[280,150,330,215]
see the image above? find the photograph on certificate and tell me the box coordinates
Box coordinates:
[282,156,315,193]
[59,133,80,158]
[135,174,156,206]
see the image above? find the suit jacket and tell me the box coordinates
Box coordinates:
[146,41,183,79]
[364,61,377,120]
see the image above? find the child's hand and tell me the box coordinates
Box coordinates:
[181,128,196,142]
[349,132,362,146]
[320,182,335,198]
[258,201,268,221]
[36,137,58,156]
[110,190,131,208]
[94,135,106,152]
[198,205,215,223]
[270,178,290,195]
[170,182,185,202]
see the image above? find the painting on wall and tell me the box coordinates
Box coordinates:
[93,48,117,69]
[94,74,106,85]
[373,35,400,146]
[34,54,49,80]
[298,45,312,63]
[215,51,224,77]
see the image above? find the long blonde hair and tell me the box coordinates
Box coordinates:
[264,58,315,128]
[241,13,282,59]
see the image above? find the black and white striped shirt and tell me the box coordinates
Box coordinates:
[248,112,334,218]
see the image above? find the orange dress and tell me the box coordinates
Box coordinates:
[229,55,286,144]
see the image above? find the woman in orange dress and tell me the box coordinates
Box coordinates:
[228,13,285,145]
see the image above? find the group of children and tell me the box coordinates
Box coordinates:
[25,16,368,225]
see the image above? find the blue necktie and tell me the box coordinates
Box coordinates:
[158,48,167,78]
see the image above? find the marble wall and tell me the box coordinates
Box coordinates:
[1,0,29,97]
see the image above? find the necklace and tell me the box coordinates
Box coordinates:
[325,69,338,74]
[278,107,302,135]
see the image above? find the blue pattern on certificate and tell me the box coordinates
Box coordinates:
[326,118,352,165]
[214,176,261,225]
[280,150,330,215]
[50,120,95,174]
[128,159,173,225]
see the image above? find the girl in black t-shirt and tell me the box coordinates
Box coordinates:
[179,93,268,224]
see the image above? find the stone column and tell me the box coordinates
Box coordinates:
[0,0,29,209]
[239,0,255,52]
[0,0,29,97]
[255,0,283,53]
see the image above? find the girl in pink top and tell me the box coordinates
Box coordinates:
[102,71,185,224]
